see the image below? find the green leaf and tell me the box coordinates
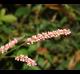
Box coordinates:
[0,8,6,16]
[15,7,31,17]
[37,57,45,68]
[1,14,17,23]
[59,17,68,27]
[44,62,51,69]
[0,21,3,24]
[75,63,80,70]
[22,64,41,70]
[14,48,28,56]
[28,44,37,55]
[0,25,12,34]
[56,60,69,70]
[29,66,41,70]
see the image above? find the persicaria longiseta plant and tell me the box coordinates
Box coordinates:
[0,28,71,67]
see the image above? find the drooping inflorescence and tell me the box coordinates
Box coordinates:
[26,29,71,45]
[15,54,37,66]
[0,29,71,54]
[0,38,19,54]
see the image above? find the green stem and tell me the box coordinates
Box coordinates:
[64,4,80,15]
[0,35,27,60]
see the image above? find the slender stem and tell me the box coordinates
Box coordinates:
[0,56,15,59]
[6,43,25,55]
[64,4,80,15]
[0,35,26,60]
[0,43,25,60]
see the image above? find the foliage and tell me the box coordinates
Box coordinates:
[0,4,80,70]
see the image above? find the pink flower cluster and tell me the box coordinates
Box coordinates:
[15,55,37,66]
[26,29,71,45]
[0,38,18,54]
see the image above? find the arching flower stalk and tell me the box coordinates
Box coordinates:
[0,29,71,54]
[0,38,19,54]
[0,35,26,54]
[26,28,71,45]
[15,54,37,66]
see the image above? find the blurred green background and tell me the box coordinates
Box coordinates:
[0,4,80,70]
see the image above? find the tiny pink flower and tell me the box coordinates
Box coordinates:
[0,38,19,54]
[15,55,37,66]
[26,29,71,45]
